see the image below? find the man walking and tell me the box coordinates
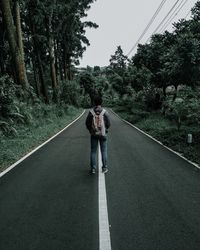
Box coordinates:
[86,96,111,174]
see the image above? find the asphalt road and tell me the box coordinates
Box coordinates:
[0,110,200,250]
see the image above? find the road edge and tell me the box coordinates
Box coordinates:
[110,109,200,170]
[0,110,86,178]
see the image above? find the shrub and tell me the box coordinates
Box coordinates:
[80,94,90,108]
[0,120,17,136]
[60,80,81,107]
[166,87,200,130]
[0,75,17,118]
[135,85,163,111]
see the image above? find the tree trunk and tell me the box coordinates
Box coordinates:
[0,24,5,74]
[33,39,48,103]
[59,57,64,81]
[0,54,5,74]
[173,84,178,101]
[66,61,72,80]
[177,116,181,131]
[63,46,73,81]
[14,1,29,87]
[35,45,49,103]
[46,0,58,101]
[14,2,24,59]
[32,57,40,98]
[162,85,166,98]
[28,7,49,103]
[63,56,67,80]
[54,40,59,80]
[1,0,28,88]
[56,41,64,80]
[49,36,57,89]
[38,58,49,103]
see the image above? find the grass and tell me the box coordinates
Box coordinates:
[0,106,83,172]
[114,106,200,166]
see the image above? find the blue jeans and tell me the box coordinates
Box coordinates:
[90,135,108,170]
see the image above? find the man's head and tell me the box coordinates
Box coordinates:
[93,95,102,106]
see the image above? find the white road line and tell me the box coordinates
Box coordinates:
[98,144,112,250]
[0,110,85,178]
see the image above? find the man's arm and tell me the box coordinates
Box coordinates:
[85,112,93,132]
[104,112,111,129]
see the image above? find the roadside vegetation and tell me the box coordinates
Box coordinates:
[0,0,96,171]
[113,96,200,166]
[106,2,200,166]
[0,0,200,171]
[77,1,200,166]
[0,103,81,172]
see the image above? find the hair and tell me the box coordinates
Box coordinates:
[93,95,103,106]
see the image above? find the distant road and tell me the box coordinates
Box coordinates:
[0,110,200,249]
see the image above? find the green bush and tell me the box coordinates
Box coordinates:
[0,76,75,136]
[165,87,200,130]
[0,75,18,118]
[135,85,163,111]
[60,80,81,107]
[80,94,90,108]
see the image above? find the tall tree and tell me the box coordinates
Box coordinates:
[109,46,130,96]
[132,32,176,96]
[45,0,58,96]
[26,0,49,102]
[79,71,96,105]
[1,0,28,88]
[109,46,128,76]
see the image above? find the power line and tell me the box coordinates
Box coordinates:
[183,0,199,19]
[149,0,181,38]
[126,0,167,57]
[184,9,191,19]
[159,0,188,33]
[159,0,189,33]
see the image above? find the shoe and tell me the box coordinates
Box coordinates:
[102,167,108,173]
[91,168,96,174]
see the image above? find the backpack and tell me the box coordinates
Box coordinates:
[90,108,106,136]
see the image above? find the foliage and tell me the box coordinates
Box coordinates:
[135,84,163,111]
[0,106,81,171]
[166,87,200,130]
[0,76,82,136]
[0,76,27,135]
[108,73,123,96]
[162,32,200,90]
[0,0,98,102]
[109,46,128,75]
[60,80,81,107]
[80,94,91,108]
[1,0,200,168]
[79,71,96,104]
[0,76,17,118]
[107,46,132,97]
[130,65,153,91]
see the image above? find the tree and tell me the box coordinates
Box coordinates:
[0,9,8,75]
[22,0,97,102]
[108,46,132,96]
[128,65,153,92]
[79,71,96,105]
[109,46,128,76]
[26,0,49,102]
[163,32,200,97]
[166,87,200,130]
[1,0,28,88]
[132,32,176,96]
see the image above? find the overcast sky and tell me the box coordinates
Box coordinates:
[79,0,198,68]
